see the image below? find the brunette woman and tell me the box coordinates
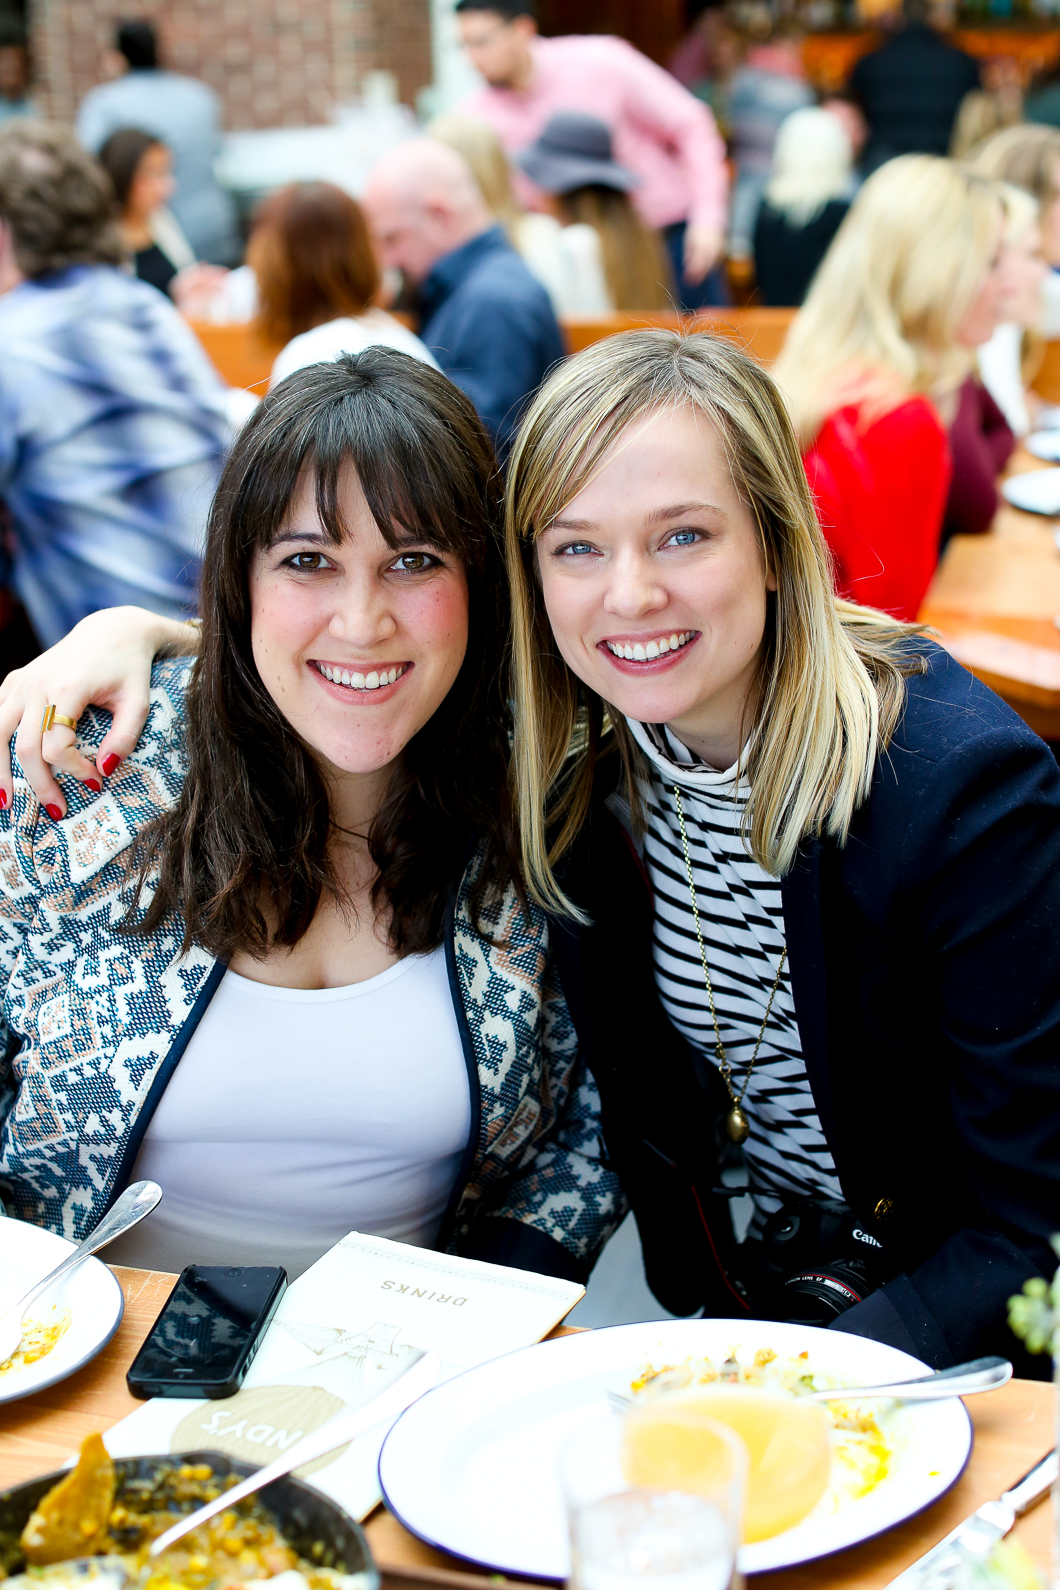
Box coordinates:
[501,331,1060,1371]
[0,351,620,1279]
[248,181,437,384]
[98,127,193,296]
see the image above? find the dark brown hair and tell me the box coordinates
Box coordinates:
[132,348,517,961]
[0,121,123,276]
[558,185,673,311]
[249,182,381,347]
[98,127,162,210]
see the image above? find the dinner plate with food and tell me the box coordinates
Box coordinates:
[377,1318,974,1578]
[0,1219,125,1404]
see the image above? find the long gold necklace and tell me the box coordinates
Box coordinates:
[672,786,788,1145]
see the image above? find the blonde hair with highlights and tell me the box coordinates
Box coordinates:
[505,330,924,916]
[774,154,1002,444]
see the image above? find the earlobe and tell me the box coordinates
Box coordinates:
[765,566,778,594]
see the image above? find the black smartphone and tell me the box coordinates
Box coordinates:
[126,1265,288,1399]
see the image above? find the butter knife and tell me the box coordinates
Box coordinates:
[886,1449,1057,1589]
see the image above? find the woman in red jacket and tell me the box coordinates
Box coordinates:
[775,156,1007,621]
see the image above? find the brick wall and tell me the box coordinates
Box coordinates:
[31,0,433,129]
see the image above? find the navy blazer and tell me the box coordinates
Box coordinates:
[552,645,1060,1370]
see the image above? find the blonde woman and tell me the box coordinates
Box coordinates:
[971,124,1060,338]
[500,330,1059,1369]
[975,185,1047,438]
[775,154,1007,620]
[6,334,1060,1367]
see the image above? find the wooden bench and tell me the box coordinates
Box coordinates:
[186,306,799,391]
[559,307,796,364]
[185,320,278,393]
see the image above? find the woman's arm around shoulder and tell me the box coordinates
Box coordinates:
[0,607,200,817]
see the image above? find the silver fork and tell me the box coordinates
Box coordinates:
[607,1354,1011,1414]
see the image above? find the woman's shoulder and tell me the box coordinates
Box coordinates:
[875,640,1058,796]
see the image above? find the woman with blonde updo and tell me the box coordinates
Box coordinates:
[775,154,1007,620]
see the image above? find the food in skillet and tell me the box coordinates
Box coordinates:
[1,1436,364,1590]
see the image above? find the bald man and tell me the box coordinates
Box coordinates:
[364,139,564,456]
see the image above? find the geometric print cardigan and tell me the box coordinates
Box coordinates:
[0,660,625,1273]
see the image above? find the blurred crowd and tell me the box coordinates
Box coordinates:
[0,0,1056,655]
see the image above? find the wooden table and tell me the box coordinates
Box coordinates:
[920,447,1060,740]
[0,1268,1053,1588]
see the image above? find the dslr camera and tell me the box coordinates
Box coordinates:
[746,1196,893,1327]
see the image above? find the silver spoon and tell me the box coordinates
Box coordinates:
[0,1181,162,1365]
[607,1354,1012,1415]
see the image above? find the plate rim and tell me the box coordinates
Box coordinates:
[0,1227,126,1405]
[377,1319,974,1581]
[1001,466,1060,513]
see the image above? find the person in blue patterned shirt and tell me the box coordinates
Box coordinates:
[0,122,231,646]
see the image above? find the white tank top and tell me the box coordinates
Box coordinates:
[106,947,472,1279]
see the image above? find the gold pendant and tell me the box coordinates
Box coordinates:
[726,1105,750,1144]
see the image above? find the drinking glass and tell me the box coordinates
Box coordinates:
[625,1375,831,1544]
[561,1412,746,1590]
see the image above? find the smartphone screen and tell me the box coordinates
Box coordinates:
[127,1265,287,1399]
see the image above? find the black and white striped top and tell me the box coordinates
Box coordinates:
[627,717,842,1237]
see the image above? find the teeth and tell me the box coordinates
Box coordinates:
[606,632,692,660]
[318,663,405,692]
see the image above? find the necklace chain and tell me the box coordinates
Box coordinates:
[672,785,788,1131]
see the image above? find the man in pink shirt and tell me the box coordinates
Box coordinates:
[455,0,730,308]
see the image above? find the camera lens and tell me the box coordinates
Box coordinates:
[780,1258,873,1327]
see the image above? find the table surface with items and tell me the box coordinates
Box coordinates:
[920,443,1060,741]
[0,1267,1052,1590]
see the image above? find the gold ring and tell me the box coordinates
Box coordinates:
[40,705,78,734]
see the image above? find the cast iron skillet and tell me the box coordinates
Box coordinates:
[0,1450,378,1589]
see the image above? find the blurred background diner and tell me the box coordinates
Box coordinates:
[3,0,1060,1321]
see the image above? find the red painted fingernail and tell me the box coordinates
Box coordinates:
[45,804,63,821]
[85,779,102,794]
[0,789,8,810]
[101,753,121,777]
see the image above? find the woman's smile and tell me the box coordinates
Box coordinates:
[599,630,699,671]
[310,659,413,697]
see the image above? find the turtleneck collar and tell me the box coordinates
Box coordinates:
[625,716,751,797]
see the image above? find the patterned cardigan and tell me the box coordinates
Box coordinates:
[0,661,625,1272]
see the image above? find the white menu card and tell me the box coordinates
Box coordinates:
[101,1232,584,1520]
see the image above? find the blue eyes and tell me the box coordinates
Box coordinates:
[554,530,702,557]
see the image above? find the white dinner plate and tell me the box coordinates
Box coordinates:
[378,1319,972,1579]
[1001,467,1060,514]
[1024,431,1060,463]
[0,1219,125,1403]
